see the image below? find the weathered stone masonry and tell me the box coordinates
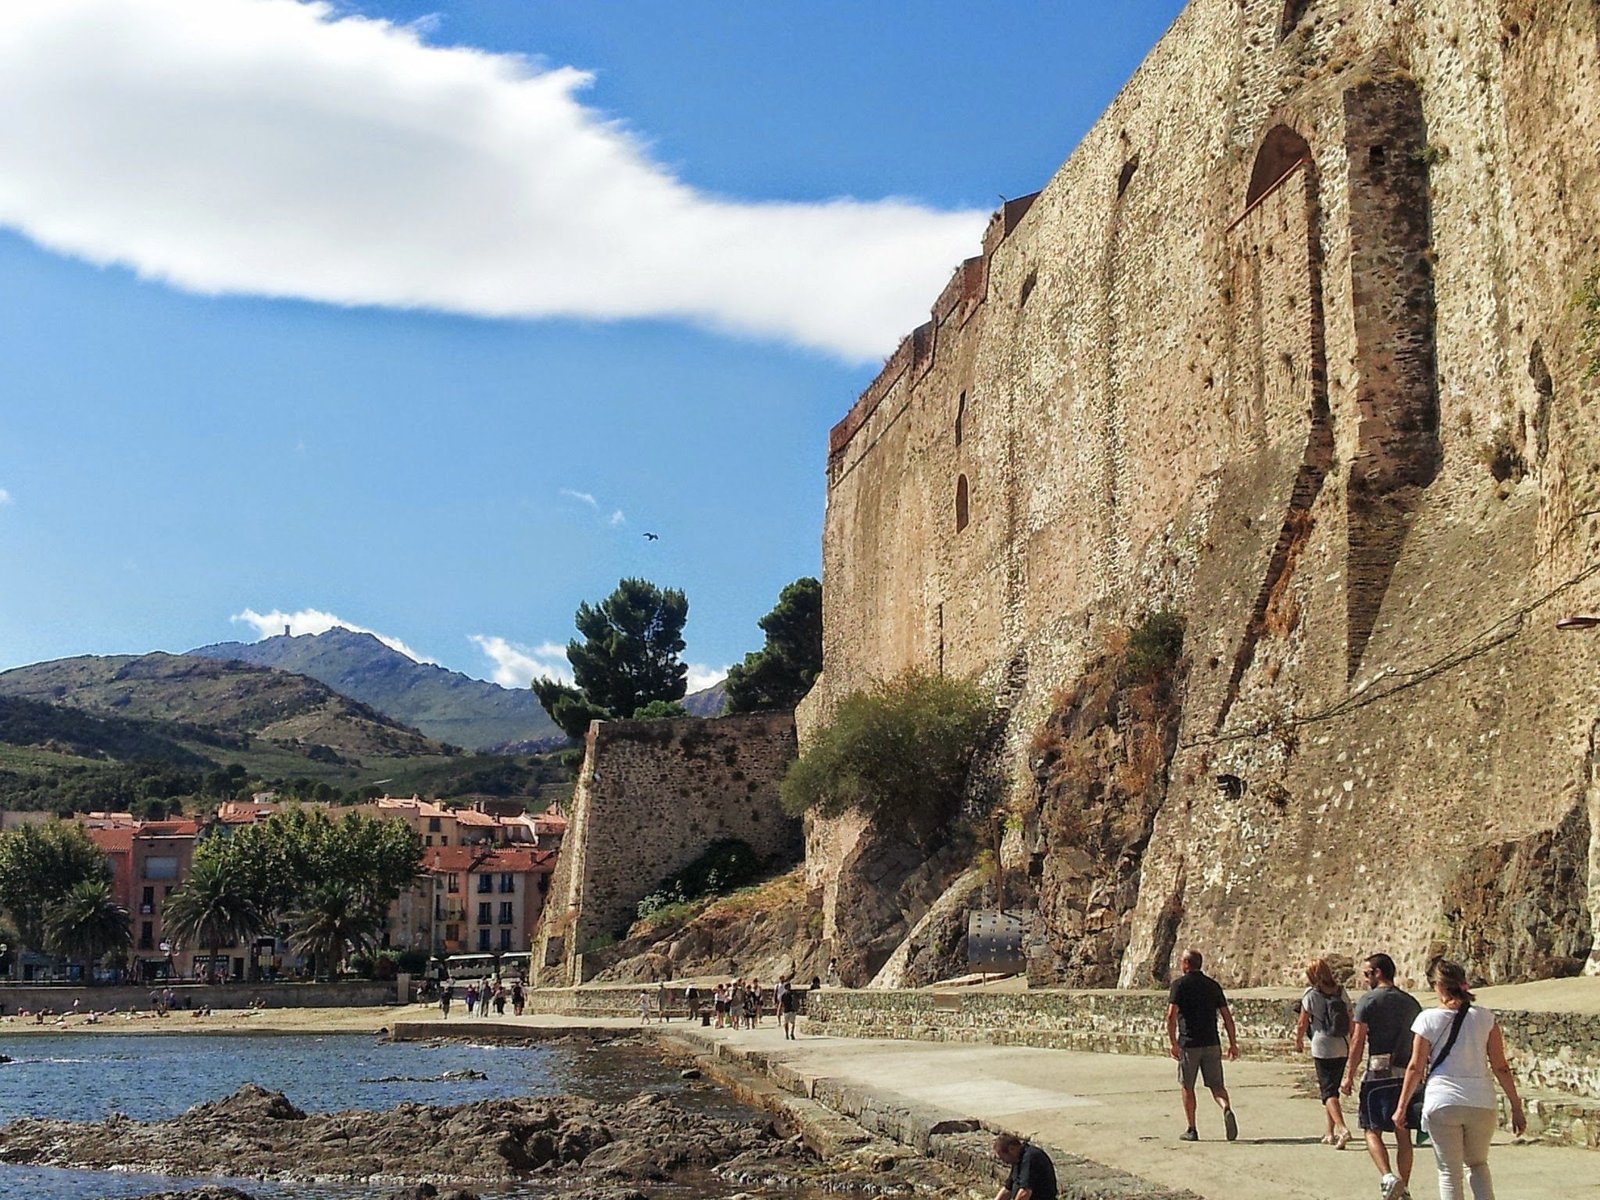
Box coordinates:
[534,712,800,986]
[800,0,1600,988]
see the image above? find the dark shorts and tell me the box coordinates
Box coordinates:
[1314,1056,1346,1102]
[1179,1045,1225,1091]
[1359,1076,1407,1134]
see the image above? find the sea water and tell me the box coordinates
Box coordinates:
[0,1032,749,1200]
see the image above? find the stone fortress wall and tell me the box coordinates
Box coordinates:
[533,712,800,986]
[799,0,1600,988]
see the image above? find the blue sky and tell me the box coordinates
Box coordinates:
[0,0,1186,690]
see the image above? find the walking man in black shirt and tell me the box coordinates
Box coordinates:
[1165,947,1240,1142]
[992,1133,1056,1200]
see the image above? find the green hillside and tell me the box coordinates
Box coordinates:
[0,652,574,813]
[0,651,437,758]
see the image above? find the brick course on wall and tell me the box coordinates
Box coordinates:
[534,712,800,987]
[802,0,1600,988]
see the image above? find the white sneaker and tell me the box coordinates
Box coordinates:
[1380,1173,1402,1200]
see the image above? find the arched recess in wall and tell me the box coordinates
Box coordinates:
[1245,125,1312,209]
[955,474,970,532]
[1212,119,1332,733]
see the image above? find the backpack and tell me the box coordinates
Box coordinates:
[1315,990,1351,1039]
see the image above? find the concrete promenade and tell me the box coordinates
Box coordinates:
[385,1001,1599,1200]
[686,1022,1595,1200]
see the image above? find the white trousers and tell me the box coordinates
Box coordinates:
[1425,1104,1499,1200]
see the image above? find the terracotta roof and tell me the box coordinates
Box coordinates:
[421,845,496,873]
[136,820,201,837]
[421,845,557,874]
[375,795,450,819]
[452,809,499,827]
[86,826,135,855]
[216,802,277,824]
[81,811,139,828]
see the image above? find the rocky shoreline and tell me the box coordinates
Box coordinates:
[0,1081,979,1199]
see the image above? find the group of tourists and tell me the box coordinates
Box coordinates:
[436,977,525,1019]
[1166,947,1526,1200]
[635,975,803,1038]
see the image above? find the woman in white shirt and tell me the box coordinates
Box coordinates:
[1393,960,1525,1200]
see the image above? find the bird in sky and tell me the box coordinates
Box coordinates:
[643,532,659,541]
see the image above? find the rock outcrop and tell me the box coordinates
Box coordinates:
[0,1084,777,1185]
[587,869,830,985]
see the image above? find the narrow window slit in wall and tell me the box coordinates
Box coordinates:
[955,475,970,532]
[1279,0,1311,39]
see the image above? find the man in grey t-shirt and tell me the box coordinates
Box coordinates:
[1342,953,1423,1200]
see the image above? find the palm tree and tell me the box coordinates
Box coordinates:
[44,879,130,983]
[163,856,263,983]
[288,880,387,980]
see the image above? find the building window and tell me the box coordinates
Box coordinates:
[444,923,459,943]
[498,902,514,925]
[477,874,493,893]
[144,855,178,881]
[478,902,492,925]
[477,928,491,951]
[424,835,433,846]
[955,392,966,446]
[446,874,460,893]
[499,928,512,951]
[141,886,154,915]
[955,475,970,532]
[427,817,441,833]
[500,873,515,893]
[139,922,154,950]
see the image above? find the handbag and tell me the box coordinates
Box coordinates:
[1407,1002,1472,1129]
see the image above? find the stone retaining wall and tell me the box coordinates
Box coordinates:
[805,988,1600,1108]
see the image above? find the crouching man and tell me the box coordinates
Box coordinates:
[993,1133,1056,1200]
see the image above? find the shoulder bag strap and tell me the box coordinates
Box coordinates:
[1429,1002,1472,1072]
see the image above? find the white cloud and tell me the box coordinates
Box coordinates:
[232,606,435,663]
[608,509,626,527]
[0,0,988,361]
[470,635,722,696]
[559,488,597,507]
[0,488,11,505]
[470,634,571,688]
[686,663,728,693]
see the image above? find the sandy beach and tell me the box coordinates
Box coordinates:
[0,1001,444,1037]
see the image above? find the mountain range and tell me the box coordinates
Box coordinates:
[191,628,727,749]
[190,628,563,752]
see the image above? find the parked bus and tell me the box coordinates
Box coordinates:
[441,951,531,983]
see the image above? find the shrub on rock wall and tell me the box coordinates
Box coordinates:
[1028,612,1188,987]
[779,669,992,848]
[635,838,763,921]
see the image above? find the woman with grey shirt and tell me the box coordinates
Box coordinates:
[1294,957,1353,1149]
[1394,960,1526,1200]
